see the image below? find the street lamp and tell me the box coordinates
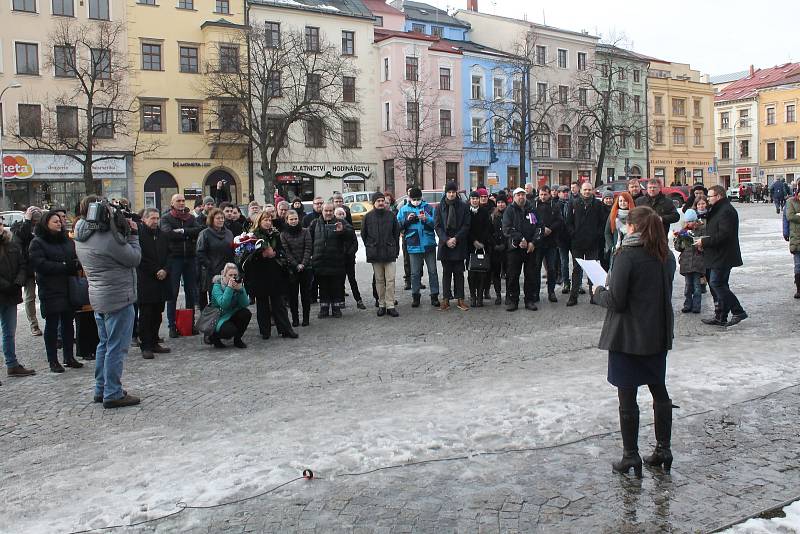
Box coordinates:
[0,81,23,211]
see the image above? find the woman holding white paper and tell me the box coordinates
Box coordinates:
[593,206,676,478]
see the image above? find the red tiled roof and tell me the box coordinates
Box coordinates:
[715,62,800,102]
[361,0,402,16]
[374,28,463,54]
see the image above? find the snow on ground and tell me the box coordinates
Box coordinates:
[3,205,797,533]
[721,500,800,533]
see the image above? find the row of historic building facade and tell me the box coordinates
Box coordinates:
[0,0,755,212]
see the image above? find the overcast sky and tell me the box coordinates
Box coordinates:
[425,0,796,75]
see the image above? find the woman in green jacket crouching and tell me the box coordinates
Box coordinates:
[209,263,251,349]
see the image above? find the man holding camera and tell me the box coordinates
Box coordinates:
[397,187,439,308]
[161,194,201,338]
[75,196,142,408]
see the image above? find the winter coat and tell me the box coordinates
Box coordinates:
[786,197,800,253]
[700,197,743,269]
[210,277,250,333]
[309,218,353,276]
[302,210,321,228]
[361,208,401,263]
[10,219,36,279]
[196,226,234,293]
[595,243,676,355]
[240,228,288,297]
[136,223,172,304]
[74,219,141,314]
[280,226,313,270]
[555,199,572,247]
[566,197,605,255]
[771,181,790,200]
[0,229,26,306]
[29,227,80,317]
[502,201,543,251]
[224,218,244,238]
[397,201,437,254]
[467,206,494,253]
[491,210,506,253]
[673,223,706,275]
[160,209,202,258]
[533,199,564,249]
[635,193,680,237]
[434,197,471,262]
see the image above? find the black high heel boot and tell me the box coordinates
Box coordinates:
[612,407,642,478]
[643,401,674,472]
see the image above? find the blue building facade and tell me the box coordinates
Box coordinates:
[393,0,470,40]
[459,45,525,193]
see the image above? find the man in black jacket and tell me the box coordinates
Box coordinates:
[10,206,42,335]
[555,186,572,293]
[635,179,680,237]
[435,182,471,311]
[303,197,324,228]
[565,182,605,306]
[160,194,202,338]
[137,209,172,359]
[502,187,544,311]
[0,221,36,381]
[697,185,747,326]
[361,192,401,317]
[533,185,564,304]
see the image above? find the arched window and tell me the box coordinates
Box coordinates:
[557,124,572,159]
[535,124,550,158]
[629,165,642,177]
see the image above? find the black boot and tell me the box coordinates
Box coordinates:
[412,294,421,308]
[561,280,571,294]
[291,310,299,327]
[331,305,342,318]
[318,305,330,319]
[302,308,310,326]
[494,292,502,305]
[469,288,477,308]
[430,294,440,307]
[795,273,800,299]
[643,401,674,472]
[612,407,642,478]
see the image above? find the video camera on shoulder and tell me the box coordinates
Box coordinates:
[86,198,141,234]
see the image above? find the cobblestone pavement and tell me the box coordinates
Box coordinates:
[1,203,798,533]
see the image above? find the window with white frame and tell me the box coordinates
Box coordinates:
[439,67,450,90]
[405,56,418,81]
[787,140,796,160]
[557,125,571,158]
[557,49,567,69]
[493,78,503,99]
[439,109,451,137]
[18,104,42,137]
[766,107,776,125]
[578,87,587,106]
[15,42,39,75]
[89,0,109,20]
[52,0,73,16]
[383,57,390,81]
[633,69,640,82]
[406,101,419,130]
[787,104,796,123]
[534,125,550,158]
[342,119,359,148]
[720,111,729,129]
[537,82,547,102]
[535,45,546,65]
[577,52,586,71]
[695,127,703,146]
[559,85,568,104]
[383,102,390,131]
[471,75,483,99]
[471,117,483,143]
[673,126,686,145]
[494,117,505,144]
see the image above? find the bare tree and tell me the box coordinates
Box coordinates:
[13,18,161,195]
[382,73,453,189]
[201,24,360,201]
[469,30,565,184]
[572,38,649,185]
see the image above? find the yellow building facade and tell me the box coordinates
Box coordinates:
[127,0,249,211]
[647,61,717,187]
[758,84,800,185]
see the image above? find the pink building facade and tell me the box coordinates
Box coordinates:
[374,30,464,196]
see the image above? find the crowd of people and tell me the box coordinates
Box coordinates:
[2,174,794,417]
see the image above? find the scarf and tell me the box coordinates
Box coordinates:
[285,223,302,236]
[615,209,629,241]
[621,231,642,248]
[444,198,458,233]
[170,207,192,221]
[469,205,479,214]
[207,226,228,240]
[253,227,279,249]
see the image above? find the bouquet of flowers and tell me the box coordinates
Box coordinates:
[233,232,264,258]
[672,228,695,251]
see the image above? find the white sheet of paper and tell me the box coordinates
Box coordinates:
[576,259,608,287]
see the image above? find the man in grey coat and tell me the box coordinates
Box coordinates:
[74,197,142,409]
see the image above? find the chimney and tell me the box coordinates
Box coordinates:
[749,64,754,76]
[467,0,478,11]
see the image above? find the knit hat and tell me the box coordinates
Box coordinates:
[558,185,570,193]
[372,191,385,203]
[445,182,458,193]
[683,209,698,222]
[512,187,526,196]
[469,191,481,198]
[495,195,508,204]
[602,190,614,199]
[203,196,215,205]
[476,187,489,197]
[408,187,422,199]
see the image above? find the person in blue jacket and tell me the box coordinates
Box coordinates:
[397,187,440,308]
[208,263,251,349]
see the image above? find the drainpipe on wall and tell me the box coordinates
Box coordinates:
[645,62,650,178]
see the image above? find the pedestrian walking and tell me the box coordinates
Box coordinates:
[281,210,313,326]
[435,182,471,311]
[594,206,677,477]
[770,178,791,214]
[136,208,172,359]
[310,203,353,318]
[361,192,401,317]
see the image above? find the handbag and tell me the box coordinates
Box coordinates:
[468,248,490,273]
[68,276,91,308]
[194,306,220,336]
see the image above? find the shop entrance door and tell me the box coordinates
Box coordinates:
[205,170,237,205]
[144,171,179,212]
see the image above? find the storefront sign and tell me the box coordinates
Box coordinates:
[173,161,212,168]
[3,153,126,176]
[2,155,34,178]
[736,167,752,174]
[287,163,375,178]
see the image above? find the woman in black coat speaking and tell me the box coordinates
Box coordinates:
[593,206,676,478]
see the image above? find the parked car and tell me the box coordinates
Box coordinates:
[395,189,468,211]
[341,191,373,204]
[728,182,759,200]
[346,201,373,230]
[595,179,689,208]
[0,210,25,227]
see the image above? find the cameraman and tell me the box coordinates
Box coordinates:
[74,195,142,408]
[160,194,201,338]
